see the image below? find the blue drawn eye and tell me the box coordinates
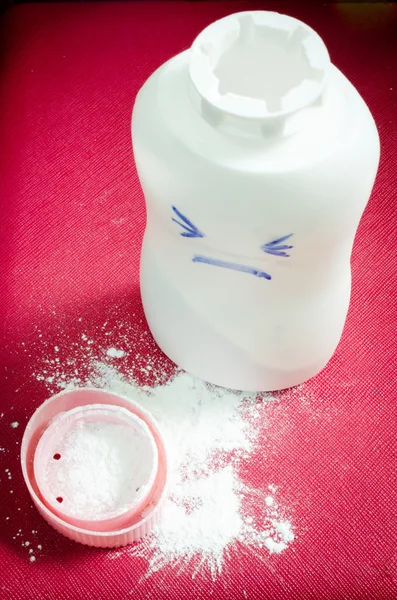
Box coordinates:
[172,206,204,238]
[261,234,293,257]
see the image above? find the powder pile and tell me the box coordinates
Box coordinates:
[46,419,154,518]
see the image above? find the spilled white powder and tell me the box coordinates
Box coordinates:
[11,422,19,429]
[86,362,294,576]
[106,348,125,359]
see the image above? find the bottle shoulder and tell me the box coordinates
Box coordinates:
[133,51,379,173]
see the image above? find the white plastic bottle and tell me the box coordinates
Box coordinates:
[132,11,380,391]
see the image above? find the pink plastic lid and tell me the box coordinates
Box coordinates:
[21,388,167,548]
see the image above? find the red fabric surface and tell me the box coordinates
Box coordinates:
[0,2,396,598]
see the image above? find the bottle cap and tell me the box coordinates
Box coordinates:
[21,388,167,547]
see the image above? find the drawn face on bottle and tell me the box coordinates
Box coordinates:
[171,206,293,281]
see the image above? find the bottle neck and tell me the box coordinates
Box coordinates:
[189,80,326,140]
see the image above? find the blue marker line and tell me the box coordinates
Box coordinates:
[181,232,201,238]
[265,234,293,246]
[172,206,204,238]
[261,234,293,257]
[192,255,272,280]
[172,218,195,234]
[262,248,291,257]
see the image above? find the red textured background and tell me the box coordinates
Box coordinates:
[0,2,396,599]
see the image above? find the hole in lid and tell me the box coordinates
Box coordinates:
[56,497,63,503]
[53,453,61,460]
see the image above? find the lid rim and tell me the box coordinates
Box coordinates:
[21,387,167,544]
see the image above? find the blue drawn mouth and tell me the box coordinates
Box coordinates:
[192,255,272,280]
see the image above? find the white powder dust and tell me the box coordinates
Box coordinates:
[106,348,125,359]
[11,422,19,429]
